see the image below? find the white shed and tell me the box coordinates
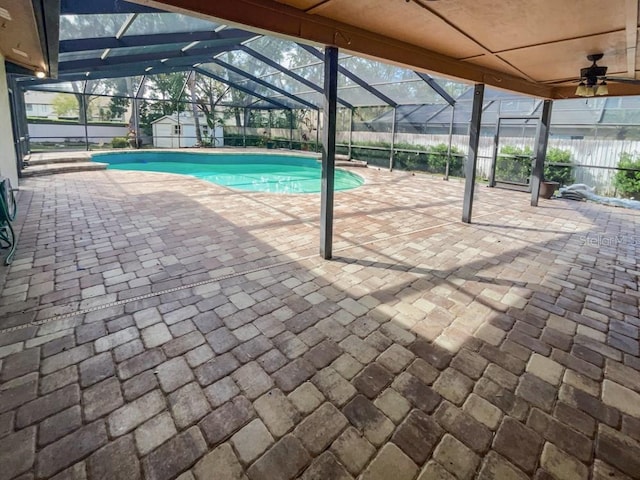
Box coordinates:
[151,114,223,148]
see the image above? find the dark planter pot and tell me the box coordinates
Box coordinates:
[540,181,560,199]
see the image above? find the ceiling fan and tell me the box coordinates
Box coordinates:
[575,53,640,97]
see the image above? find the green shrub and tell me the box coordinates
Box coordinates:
[111,137,128,149]
[495,145,533,184]
[222,133,319,152]
[350,144,390,168]
[614,152,640,198]
[544,148,574,185]
[394,143,463,176]
[428,143,463,176]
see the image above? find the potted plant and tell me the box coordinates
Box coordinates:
[541,148,574,199]
[539,178,560,199]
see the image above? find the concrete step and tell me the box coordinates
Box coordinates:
[22,162,107,177]
[25,152,93,166]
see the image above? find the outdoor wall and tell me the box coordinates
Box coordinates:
[28,123,129,145]
[225,127,312,144]
[0,54,18,186]
[152,123,224,148]
[152,123,175,148]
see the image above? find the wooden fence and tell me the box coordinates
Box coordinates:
[341,132,640,195]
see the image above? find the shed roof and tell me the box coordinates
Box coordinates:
[151,113,206,125]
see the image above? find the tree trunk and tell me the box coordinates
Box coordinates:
[125,77,134,129]
[74,94,87,124]
[188,73,202,145]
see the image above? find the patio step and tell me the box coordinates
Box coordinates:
[21,162,108,177]
[25,152,93,166]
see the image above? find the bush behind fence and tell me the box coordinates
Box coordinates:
[338,131,640,195]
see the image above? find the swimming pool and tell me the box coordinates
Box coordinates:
[93,151,364,194]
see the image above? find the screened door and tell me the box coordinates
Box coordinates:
[490,116,539,191]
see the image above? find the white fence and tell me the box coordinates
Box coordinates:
[334,131,639,195]
[29,123,129,146]
[224,126,309,142]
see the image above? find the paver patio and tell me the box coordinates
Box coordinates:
[0,165,639,480]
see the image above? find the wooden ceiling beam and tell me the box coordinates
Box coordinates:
[625,0,639,77]
[129,0,554,98]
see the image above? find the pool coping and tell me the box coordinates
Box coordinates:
[90,148,366,194]
[94,147,323,160]
[26,147,322,163]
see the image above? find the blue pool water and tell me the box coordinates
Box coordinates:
[93,151,364,194]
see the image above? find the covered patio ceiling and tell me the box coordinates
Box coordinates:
[22,0,468,111]
[131,0,640,100]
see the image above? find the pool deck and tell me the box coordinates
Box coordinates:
[1,164,639,479]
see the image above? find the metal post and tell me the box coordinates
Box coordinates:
[320,46,338,260]
[212,107,216,147]
[81,95,89,151]
[489,118,500,187]
[243,108,247,148]
[289,110,293,150]
[8,77,24,173]
[348,108,354,159]
[133,76,145,148]
[531,100,553,207]
[177,109,181,149]
[445,104,455,180]
[389,107,397,171]
[268,110,273,146]
[132,97,139,149]
[462,84,485,224]
[80,80,89,151]
[18,86,29,157]
[315,109,320,153]
[11,79,30,167]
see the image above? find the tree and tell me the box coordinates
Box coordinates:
[108,96,130,121]
[138,72,189,135]
[52,94,78,118]
[69,78,134,124]
[191,73,229,145]
[147,73,188,114]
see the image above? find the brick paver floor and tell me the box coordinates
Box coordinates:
[0,165,639,480]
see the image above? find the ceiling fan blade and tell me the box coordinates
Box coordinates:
[605,76,640,85]
[541,78,582,85]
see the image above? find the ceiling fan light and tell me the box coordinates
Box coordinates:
[584,86,595,97]
[596,81,608,96]
[576,82,587,96]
